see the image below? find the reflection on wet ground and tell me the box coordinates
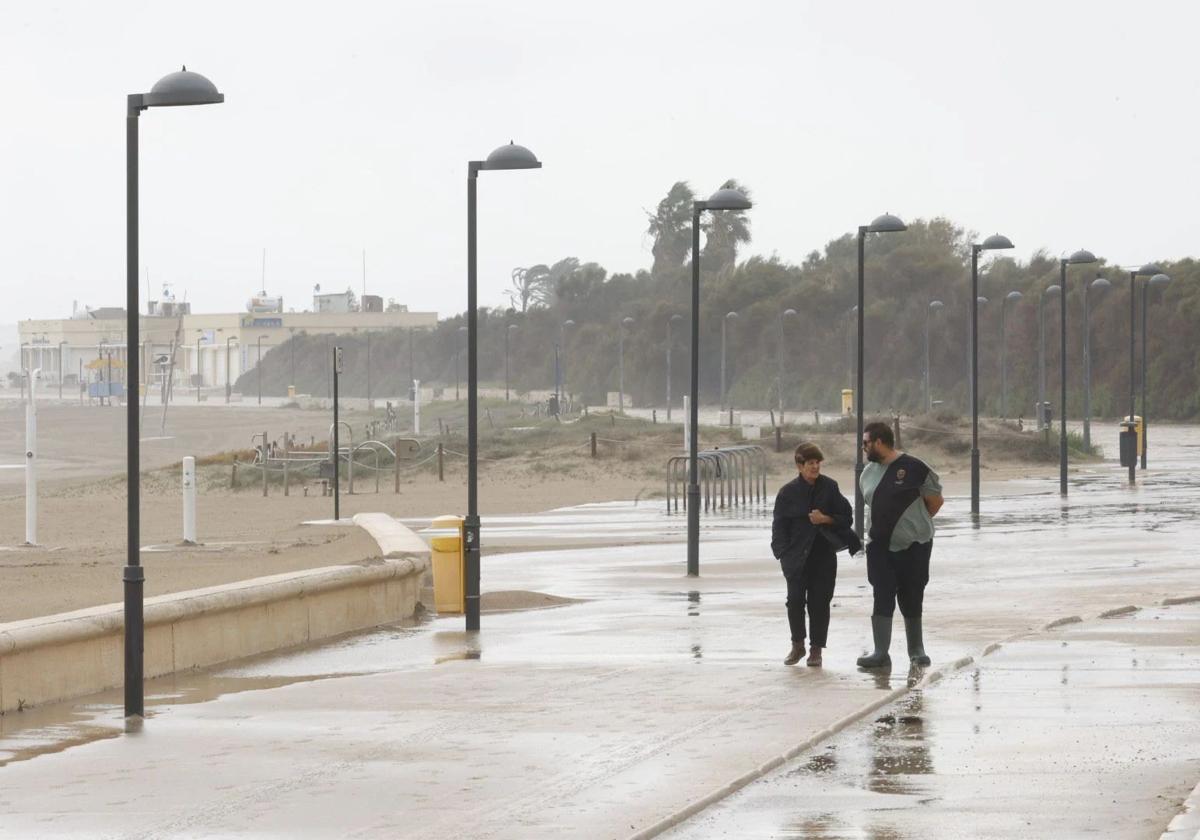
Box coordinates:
[668,605,1200,839]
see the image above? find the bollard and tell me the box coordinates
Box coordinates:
[182,456,197,544]
[728,407,734,427]
[769,408,777,429]
[230,461,238,489]
[591,431,597,458]
[892,414,902,449]
[814,409,820,425]
[652,409,657,424]
[437,442,444,482]
[775,425,783,453]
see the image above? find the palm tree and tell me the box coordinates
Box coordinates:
[646,181,695,276]
[700,179,752,272]
[507,264,552,312]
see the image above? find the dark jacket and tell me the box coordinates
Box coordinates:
[771,474,859,578]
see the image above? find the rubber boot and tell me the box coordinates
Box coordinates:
[905,614,931,667]
[783,642,806,666]
[856,615,893,670]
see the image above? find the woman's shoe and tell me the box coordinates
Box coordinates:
[784,642,806,665]
[806,646,823,667]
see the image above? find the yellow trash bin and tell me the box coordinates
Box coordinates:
[841,389,854,415]
[287,385,296,399]
[429,514,465,614]
[1122,415,1144,453]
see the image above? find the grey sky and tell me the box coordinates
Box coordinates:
[2,1,1197,322]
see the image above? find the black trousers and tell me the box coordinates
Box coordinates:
[866,539,932,618]
[785,552,837,646]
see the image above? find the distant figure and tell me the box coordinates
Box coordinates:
[771,442,859,667]
[856,421,945,670]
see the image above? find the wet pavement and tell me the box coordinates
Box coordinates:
[0,420,1197,838]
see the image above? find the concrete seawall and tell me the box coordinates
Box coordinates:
[0,513,429,714]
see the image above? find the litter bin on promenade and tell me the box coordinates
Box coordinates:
[841,389,853,415]
[429,514,465,614]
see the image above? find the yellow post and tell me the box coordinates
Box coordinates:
[841,389,854,415]
[430,514,465,614]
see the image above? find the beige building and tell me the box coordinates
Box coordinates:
[17,307,437,393]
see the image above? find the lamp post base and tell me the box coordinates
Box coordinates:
[464,514,481,631]
[970,447,981,517]
[686,485,700,577]
[123,564,145,718]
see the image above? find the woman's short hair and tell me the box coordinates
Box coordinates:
[794,442,824,463]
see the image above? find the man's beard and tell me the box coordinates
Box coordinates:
[866,449,883,463]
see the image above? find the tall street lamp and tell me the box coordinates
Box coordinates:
[688,187,752,577]
[618,316,634,413]
[465,141,541,632]
[256,335,269,405]
[1058,248,1100,496]
[854,213,907,538]
[720,311,737,410]
[557,319,575,406]
[1038,285,1060,430]
[845,305,856,392]
[1081,275,1110,450]
[666,313,682,420]
[504,323,517,401]
[968,233,1014,518]
[225,335,238,403]
[999,290,1023,419]
[124,66,223,718]
[776,308,797,425]
[924,300,944,412]
[1141,273,1172,469]
[1126,263,1163,483]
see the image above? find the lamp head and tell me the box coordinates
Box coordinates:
[621,316,635,326]
[867,212,906,234]
[481,142,541,171]
[1089,277,1111,292]
[1045,284,1061,297]
[1005,290,1024,302]
[977,296,989,305]
[702,187,752,212]
[783,308,797,317]
[669,314,683,323]
[1149,273,1172,288]
[929,300,944,311]
[562,319,575,328]
[725,311,738,320]
[1136,263,1164,277]
[979,233,1014,251]
[1067,249,1097,265]
[141,67,224,108]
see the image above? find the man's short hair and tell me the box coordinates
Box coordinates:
[794,442,825,463]
[864,421,894,448]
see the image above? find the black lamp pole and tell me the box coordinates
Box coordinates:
[720,311,737,410]
[687,188,752,577]
[124,67,223,719]
[618,316,633,413]
[1058,249,1099,496]
[1127,264,1163,482]
[1038,285,1060,432]
[1000,290,1023,420]
[854,214,907,538]
[969,234,1014,518]
[666,314,681,420]
[924,301,943,412]
[465,142,541,632]
[1142,273,1171,469]
[777,309,796,425]
[504,324,517,401]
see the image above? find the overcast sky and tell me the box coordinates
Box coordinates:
[2,1,1197,322]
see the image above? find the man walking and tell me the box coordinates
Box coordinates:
[856,421,944,669]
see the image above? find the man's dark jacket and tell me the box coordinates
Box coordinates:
[771,474,860,578]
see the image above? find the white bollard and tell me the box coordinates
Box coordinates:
[683,395,690,452]
[25,369,40,546]
[182,456,197,544]
[413,379,421,436]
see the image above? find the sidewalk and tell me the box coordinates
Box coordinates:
[0,445,1198,837]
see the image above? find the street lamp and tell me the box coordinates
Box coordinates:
[688,187,752,577]
[1141,273,1172,469]
[225,336,238,403]
[618,316,634,413]
[777,309,797,425]
[924,300,944,412]
[1058,248,1100,496]
[968,233,1014,518]
[1081,275,1111,449]
[454,325,467,401]
[845,305,857,392]
[854,213,907,538]
[999,290,1023,419]
[666,313,683,420]
[1126,263,1163,483]
[1038,285,1060,430]
[504,323,518,401]
[124,66,223,718]
[557,319,575,407]
[256,335,269,405]
[465,141,541,632]
[720,311,738,410]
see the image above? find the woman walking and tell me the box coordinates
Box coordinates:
[771,442,859,666]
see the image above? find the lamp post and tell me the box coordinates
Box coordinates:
[1081,275,1110,450]
[454,325,466,401]
[924,300,944,412]
[618,316,634,413]
[999,290,1023,419]
[225,335,237,403]
[58,340,68,400]
[558,319,575,407]
[504,323,517,401]
[776,309,797,425]
[968,233,1014,517]
[409,327,416,401]
[256,335,269,405]
[288,327,296,395]
[666,314,682,420]
[966,296,989,409]
[195,335,203,402]
[854,213,907,538]
[365,331,372,409]
[1038,285,1060,430]
[688,187,752,577]
[124,66,223,718]
[1141,273,1171,469]
[1126,264,1163,483]
[465,141,541,632]
[98,338,109,407]
[1058,249,1100,496]
[720,311,737,410]
[846,305,856,391]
